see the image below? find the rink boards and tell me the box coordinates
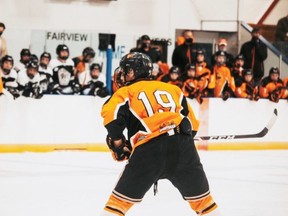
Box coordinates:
[0,95,287,152]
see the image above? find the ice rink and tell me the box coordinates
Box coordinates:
[0,150,287,216]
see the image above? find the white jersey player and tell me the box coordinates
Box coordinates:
[17,61,43,98]
[81,63,108,97]
[14,48,31,73]
[48,44,79,95]
[1,55,20,98]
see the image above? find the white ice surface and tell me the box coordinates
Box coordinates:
[0,150,287,216]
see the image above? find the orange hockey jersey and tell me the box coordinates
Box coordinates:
[213,65,235,97]
[101,80,199,148]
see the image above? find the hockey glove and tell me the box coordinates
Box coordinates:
[106,135,132,161]
[269,89,280,103]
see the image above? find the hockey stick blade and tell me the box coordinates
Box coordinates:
[194,108,278,141]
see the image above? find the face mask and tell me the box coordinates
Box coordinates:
[59,56,69,60]
[142,43,150,48]
[27,73,35,79]
[185,38,193,44]
[236,63,241,67]
[3,68,11,74]
[40,63,47,68]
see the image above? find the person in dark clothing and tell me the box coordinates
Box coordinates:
[240,28,267,82]
[275,14,288,42]
[172,30,199,74]
[274,14,288,57]
[130,35,162,64]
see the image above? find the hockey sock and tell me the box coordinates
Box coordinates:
[187,193,218,215]
[101,194,134,216]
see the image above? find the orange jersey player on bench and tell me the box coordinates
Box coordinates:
[212,51,235,100]
[259,67,286,103]
[100,52,222,216]
[235,69,260,101]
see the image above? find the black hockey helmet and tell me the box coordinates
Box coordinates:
[90,63,102,72]
[26,60,39,70]
[30,54,39,64]
[215,51,226,57]
[243,69,253,76]
[140,35,151,41]
[40,52,51,61]
[119,52,153,82]
[1,55,14,66]
[235,54,245,61]
[56,44,69,55]
[169,66,181,74]
[185,63,196,72]
[20,48,31,56]
[82,47,95,58]
[196,49,205,56]
[269,67,280,75]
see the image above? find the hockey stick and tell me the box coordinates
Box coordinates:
[194,108,278,141]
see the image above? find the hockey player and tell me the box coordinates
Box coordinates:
[182,64,208,104]
[282,77,288,99]
[38,52,53,94]
[160,66,183,88]
[259,67,285,103]
[0,55,20,98]
[100,52,220,216]
[235,69,259,101]
[73,46,96,75]
[49,44,79,95]
[195,49,214,96]
[17,60,43,99]
[81,63,108,97]
[231,54,246,86]
[213,51,236,100]
[14,48,31,72]
[39,52,52,75]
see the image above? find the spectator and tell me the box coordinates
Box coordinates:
[130,35,162,64]
[235,69,259,101]
[81,63,109,97]
[73,47,96,75]
[172,30,199,73]
[182,64,208,104]
[49,44,79,95]
[259,67,285,103]
[240,28,268,82]
[275,14,288,42]
[213,51,236,100]
[17,61,43,99]
[231,54,246,87]
[1,55,19,98]
[14,48,31,72]
[160,66,183,88]
[275,14,288,57]
[0,22,8,61]
[211,38,234,68]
